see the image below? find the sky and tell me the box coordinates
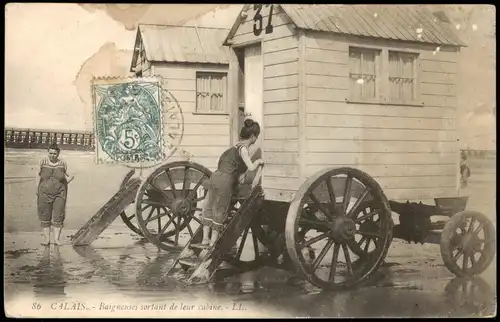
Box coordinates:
[4,4,495,149]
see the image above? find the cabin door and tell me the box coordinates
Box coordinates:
[243,44,263,155]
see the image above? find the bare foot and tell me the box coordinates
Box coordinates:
[201,239,210,246]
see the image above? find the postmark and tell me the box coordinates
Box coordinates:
[92,77,187,168]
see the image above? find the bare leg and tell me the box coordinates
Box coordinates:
[41,227,51,245]
[52,227,62,245]
[202,226,211,245]
[210,230,219,246]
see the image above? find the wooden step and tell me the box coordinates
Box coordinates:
[178,258,200,267]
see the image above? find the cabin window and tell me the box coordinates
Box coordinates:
[196,72,228,113]
[349,47,380,100]
[388,51,418,102]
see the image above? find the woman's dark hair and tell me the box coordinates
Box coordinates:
[48,143,60,153]
[240,119,260,139]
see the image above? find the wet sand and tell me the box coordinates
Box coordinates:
[4,149,497,318]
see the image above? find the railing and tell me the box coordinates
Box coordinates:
[4,128,95,151]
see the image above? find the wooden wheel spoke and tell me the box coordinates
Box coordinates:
[462,252,469,271]
[356,229,380,239]
[158,215,175,235]
[354,210,379,224]
[145,207,155,221]
[363,239,371,253]
[328,243,341,282]
[127,214,135,221]
[142,199,168,208]
[346,188,371,218]
[472,222,484,236]
[191,216,202,225]
[165,169,177,198]
[309,193,333,221]
[342,175,353,215]
[237,227,250,259]
[299,218,330,229]
[467,218,475,233]
[181,166,189,197]
[342,244,354,276]
[312,239,334,270]
[470,253,477,267]
[186,224,194,237]
[453,248,464,261]
[187,176,207,200]
[300,232,329,248]
[174,215,182,244]
[347,238,366,258]
[146,209,171,223]
[149,183,173,203]
[141,204,151,212]
[326,178,336,204]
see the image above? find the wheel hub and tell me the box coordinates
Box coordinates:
[330,217,356,242]
[171,198,192,216]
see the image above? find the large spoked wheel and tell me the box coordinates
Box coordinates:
[440,211,496,277]
[285,167,394,290]
[135,161,212,251]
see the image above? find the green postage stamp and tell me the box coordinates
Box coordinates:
[92,77,164,164]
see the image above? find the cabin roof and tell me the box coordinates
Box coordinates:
[130,24,231,72]
[224,5,465,47]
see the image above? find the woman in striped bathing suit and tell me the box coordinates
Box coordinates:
[36,143,74,245]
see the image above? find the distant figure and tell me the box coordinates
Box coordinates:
[460,151,471,188]
[36,143,74,245]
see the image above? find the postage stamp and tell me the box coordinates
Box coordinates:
[92,77,164,165]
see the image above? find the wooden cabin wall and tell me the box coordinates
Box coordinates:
[231,5,301,202]
[152,62,235,171]
[302,32,460,203]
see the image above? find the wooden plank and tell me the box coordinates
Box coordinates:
[420,50,458,63]
[263,36,298,54]
[264,165,300,178]
[264,87,299,102]
[263,74,299,90]
[306,126,457,142]
[183,124,229,135]
[264,114,299,127]
[305,47,347,64]
[421,83,456,97]
[265,126,299,140]
[306,74,349,90]
[181,135,230,146]
[264,61,298,78]
[421,94,457,108]
[168,101,195,112]
[264,48,299,67]
[305,33,348,52]
[263,152,299,165]
[71,178,141,246]
[384,187,458,201]
[306,61,349,77]
[261,188,295,203]
[306,87,347,102]
[264,101,299,115]
[306,114,456,130]
[374,176,456,190]
[263,139,299,152]
[262,177,301,190]
[182,146,227,158]
[420,71,457,85]
[305,152,457,166]
[306,139,457,153]
[168,90,195,103]
[183,114,230,125]
[305,164,458,178]
[163,78,195,91]
[306,101,455,119]
[420,60,457,74]
[155,64,229,79]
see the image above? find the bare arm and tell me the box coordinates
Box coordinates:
[63,161,74,184]
[240,146,263,172]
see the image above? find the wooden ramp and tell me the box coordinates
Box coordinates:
[166,185,265,285]
[71,171,141,246]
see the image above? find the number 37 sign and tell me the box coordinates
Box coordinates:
[252,4,274,36]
